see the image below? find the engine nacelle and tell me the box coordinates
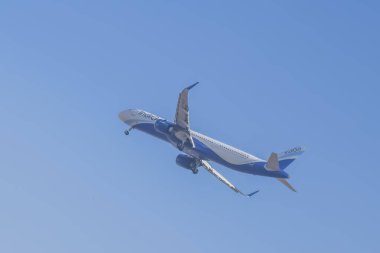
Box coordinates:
[154,119,173,135]
[176,154,198,171]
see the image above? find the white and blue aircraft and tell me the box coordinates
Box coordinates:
[119,83,304,197]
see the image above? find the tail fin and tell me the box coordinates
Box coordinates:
[278,146,305,170]
[265,147,304,192]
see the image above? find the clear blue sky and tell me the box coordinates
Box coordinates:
[1,1,379,252]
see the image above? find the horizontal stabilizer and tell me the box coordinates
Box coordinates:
[265,152,280,171]
[277,178,297,192]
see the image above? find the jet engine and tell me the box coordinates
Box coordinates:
[176,154,200,174]
[154,119,173,135]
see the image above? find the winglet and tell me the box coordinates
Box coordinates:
[186,82,199,90]
[247,190,260,197]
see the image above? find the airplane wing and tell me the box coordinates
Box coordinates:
[174,82,199,148]
[175,82,198,130]
[200,160,259,197]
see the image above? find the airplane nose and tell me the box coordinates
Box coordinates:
[118,110,131,123]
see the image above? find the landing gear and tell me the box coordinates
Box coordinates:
[177,142,185,151]
[190,161,199,174]
[124,127,133,136]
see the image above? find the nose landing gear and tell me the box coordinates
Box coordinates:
[124,127,133,136]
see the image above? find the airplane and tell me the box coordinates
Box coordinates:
[119,83,304,197]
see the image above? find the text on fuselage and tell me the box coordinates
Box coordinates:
[138,111,159,121]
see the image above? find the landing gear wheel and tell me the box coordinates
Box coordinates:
[192,168,199,174]
[177,142,185,151]
[124,127,133,136]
